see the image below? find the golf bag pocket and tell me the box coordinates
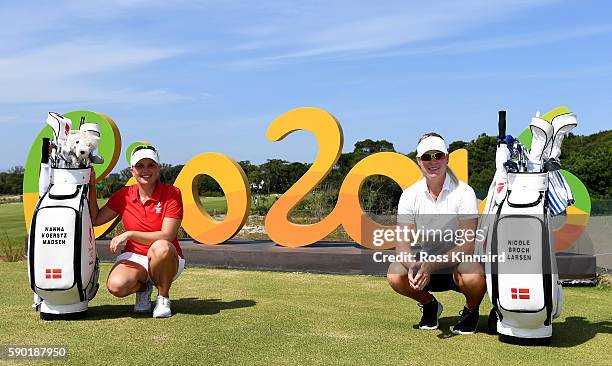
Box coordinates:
[495,216,545,313]
[48,184,79,199]
[31,207,77,292]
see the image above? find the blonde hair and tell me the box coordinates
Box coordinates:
[417,132,444,145]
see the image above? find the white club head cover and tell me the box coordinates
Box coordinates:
[79,123,101,137]
[38,163,51,197]
[495,143,511,172]
[548,113,577,161]
[528,116,553,171]
[46,112,72,144]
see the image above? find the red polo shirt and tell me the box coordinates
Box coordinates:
[107,182,184,258]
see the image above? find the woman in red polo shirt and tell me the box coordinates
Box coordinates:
[88,144,184,318]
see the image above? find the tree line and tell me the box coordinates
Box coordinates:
[2,132,611,213]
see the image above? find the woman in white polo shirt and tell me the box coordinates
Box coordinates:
[387,132,486,334]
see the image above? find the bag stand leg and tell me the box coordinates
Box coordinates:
[39,301,89,321]
[489,306,553,345]
[498,334,552,346]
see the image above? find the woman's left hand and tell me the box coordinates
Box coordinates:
[110,232,130,254]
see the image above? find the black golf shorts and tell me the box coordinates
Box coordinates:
[424,266,460,292]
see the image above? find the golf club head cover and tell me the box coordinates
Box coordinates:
[503,161,519,173]
[39,163,51,197]
[46,112,72,144]
[528,117,553,171]
[543,158,562,172]
[90,155,105,164]
[79,123,101,137]
[548,113,577,161]
[495,142,511,171]
[79,123,103,165]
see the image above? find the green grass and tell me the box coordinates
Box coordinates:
[199,196,227,215]
[0,202,26,260]
[0,202,25,243]
[0,262,610,365]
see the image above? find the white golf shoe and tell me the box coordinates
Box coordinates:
[134,279,153,313]
[153,296,172,318]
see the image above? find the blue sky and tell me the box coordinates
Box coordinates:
[1,0,611,171]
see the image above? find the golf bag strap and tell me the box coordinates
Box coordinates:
[543,204,553,325]
[28,189,49,293]
[74,184,88,302]
[491,201,504,320]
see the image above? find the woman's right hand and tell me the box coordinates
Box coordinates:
[406,261,419,288]
[110,232,130,254]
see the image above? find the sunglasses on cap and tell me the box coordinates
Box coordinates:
[133,144,157,153]
[420,152,446,161]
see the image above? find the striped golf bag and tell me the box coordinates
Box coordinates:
[485,172,563,344]
[28,168,99,320]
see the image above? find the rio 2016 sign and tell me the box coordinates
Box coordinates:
[23,107,591,251]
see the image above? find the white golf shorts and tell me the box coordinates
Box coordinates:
[115,251,185,281]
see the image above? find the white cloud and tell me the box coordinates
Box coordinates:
[227,0,559,68]
[0,1,193,106]
[359,24,612,60]
[446,64,612,81]
[0,84,191,105]
[0,40,184,81]
[0,39,187,105]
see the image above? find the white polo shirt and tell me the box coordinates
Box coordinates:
[398,173,478,241]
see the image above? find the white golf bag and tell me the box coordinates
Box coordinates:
[484,172,563,343]
[28,113,100,320]
[482,110,574,344]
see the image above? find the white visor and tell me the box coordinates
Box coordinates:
[416,136,448,157]
[131,147,160,167]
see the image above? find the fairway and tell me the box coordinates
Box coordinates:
[0,262,610,365]
[0,202,24,244]
[199,196,228,215]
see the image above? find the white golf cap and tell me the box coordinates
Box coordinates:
[416,135,448,157]
[131,145,160,167]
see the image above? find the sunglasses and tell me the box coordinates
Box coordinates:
[420,152,446,161]
[133,144,157,153]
